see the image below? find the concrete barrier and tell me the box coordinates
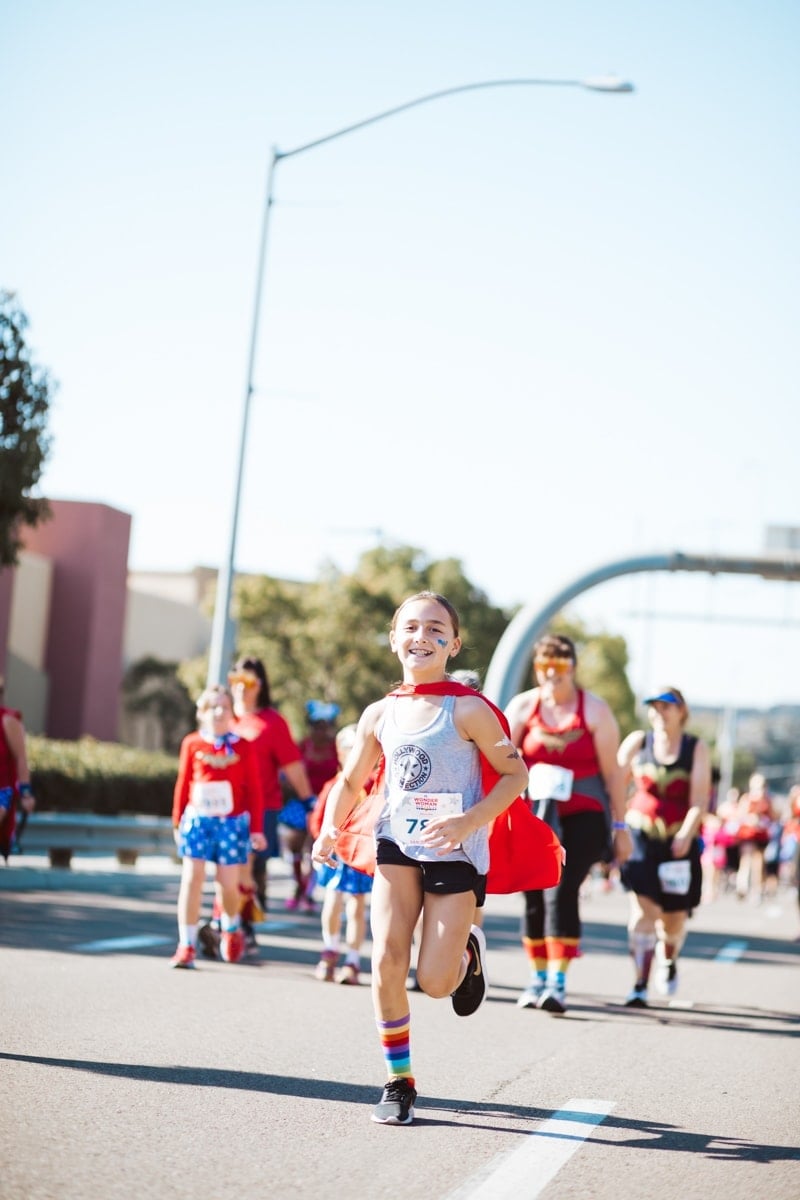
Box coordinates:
[18,813,177,868]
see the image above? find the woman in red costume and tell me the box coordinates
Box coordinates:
[617,686,711,1006]
[734,772,776,901]
[506,635,631,1015]
[0,677,36,861]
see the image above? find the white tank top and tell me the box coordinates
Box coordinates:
[374,694,488,873]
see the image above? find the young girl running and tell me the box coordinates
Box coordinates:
[311,592,528,1126]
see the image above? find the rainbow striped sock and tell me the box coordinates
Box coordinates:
[377,1013,412,1081]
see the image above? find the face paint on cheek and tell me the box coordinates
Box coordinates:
[436,639,447,648]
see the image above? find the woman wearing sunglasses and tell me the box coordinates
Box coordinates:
[505,634,631,1014]
[617,686,711,1006]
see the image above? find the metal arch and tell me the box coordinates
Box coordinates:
[483,551,800,711]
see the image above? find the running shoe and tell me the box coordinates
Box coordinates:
[336,962,360,986]
[370,1078,417,1126]
[516,980,546,1009]
[624,985,649,1008]
[197,922,220,961]
[220,929,245,964]
[314,950,338,982]
[451,925,488,1016]
[654,945,679,996]
[170,943,196,969]
[299,895,317,914]
[537,985,567,1014]
[284,896,299,911]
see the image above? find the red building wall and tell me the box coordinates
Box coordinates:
[23,501,131,740]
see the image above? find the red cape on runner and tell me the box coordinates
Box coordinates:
[333,682,563,892]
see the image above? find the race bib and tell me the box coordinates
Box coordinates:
[389,790,463,844]
[191,780,234,817]
[658,859,691,895]
[528,763,574,802]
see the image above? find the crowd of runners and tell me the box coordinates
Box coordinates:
[3,594,799,1128]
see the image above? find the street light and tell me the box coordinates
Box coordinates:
[206,74,635,685]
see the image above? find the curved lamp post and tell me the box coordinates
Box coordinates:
[207,75,635,685]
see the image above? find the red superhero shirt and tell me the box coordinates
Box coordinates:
[736,791,774,844]
[299,735,340,798]
[172,731,263,832]
[627,731,698,835]
[519,690,606,817]
[0,706,23,854]
[234,708,304,811]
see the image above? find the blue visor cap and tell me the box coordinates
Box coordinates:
[306,700,340,724]
[644,690,681,706]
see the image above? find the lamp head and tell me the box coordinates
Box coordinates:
[582,76,635,93]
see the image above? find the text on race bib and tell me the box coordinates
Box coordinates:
[657,859,691,895]
[389,790,463,844]
[528,763,574,802]
[190,780,234,817]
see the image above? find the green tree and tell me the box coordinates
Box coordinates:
[0,292,54,565]
[231,545,512,733]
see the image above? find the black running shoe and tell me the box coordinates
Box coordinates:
[371,1077,417,1125]
[451,925,488,1017]
[197,922,220,961]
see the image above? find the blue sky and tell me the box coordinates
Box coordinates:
[4,2,799,712]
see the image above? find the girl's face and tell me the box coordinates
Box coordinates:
[390,597,460,679]
[200,693,234,735]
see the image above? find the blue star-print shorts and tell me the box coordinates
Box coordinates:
[177,811,251,865]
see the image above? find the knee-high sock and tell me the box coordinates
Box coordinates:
[377,1014,413,1082]
[662,927,687,963]
[523,936,547,986]
[629,931,656,986]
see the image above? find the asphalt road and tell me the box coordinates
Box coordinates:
[1,853,798,1200]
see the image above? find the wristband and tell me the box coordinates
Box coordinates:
[322,827,341,841]
[612,821,627,831]
[19,783,33,798]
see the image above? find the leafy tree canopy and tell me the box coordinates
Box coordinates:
[0,292,54,565]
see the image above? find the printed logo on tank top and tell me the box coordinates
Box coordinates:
[530,728,585,754]
[391,744,432,791]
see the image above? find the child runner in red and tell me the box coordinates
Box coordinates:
[311,593,528,1125]
[171,686,266,967]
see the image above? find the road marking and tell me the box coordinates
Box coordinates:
[445,1097,616,1200]
[715,939,748,963]
[75,935,173,952]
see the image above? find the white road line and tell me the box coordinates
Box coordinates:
[715,939,748,963]
[445,1097,616,1200]
[75,935,173,952]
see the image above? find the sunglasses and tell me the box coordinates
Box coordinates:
[228,672,259,688]
[534,657,573,675]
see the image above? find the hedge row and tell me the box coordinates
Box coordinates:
[28,736,178,817]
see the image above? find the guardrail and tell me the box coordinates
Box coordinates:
[16,813,177,869]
